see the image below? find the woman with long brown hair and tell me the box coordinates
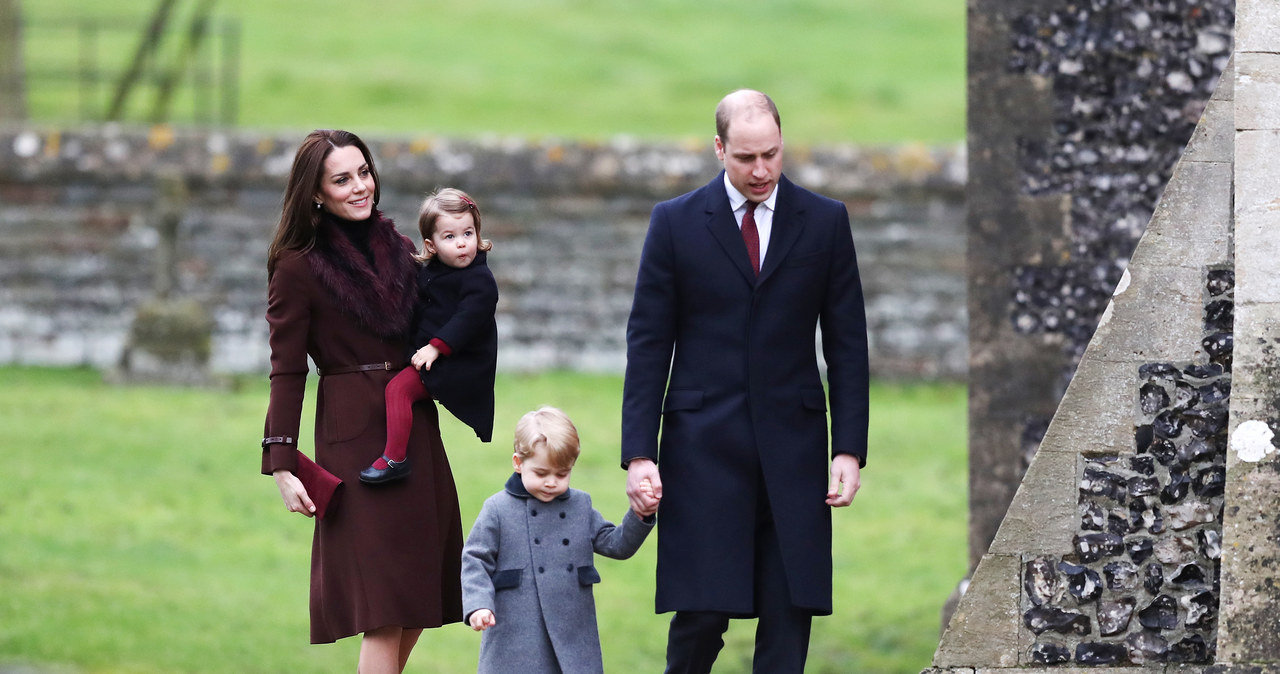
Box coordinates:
[261,129,463,672]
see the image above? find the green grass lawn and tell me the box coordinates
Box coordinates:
[0,366,965,673]
[21,0,965,144]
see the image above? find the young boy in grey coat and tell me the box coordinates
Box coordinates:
[461,406,657,673]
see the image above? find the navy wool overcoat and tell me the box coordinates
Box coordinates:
[621,172,869,616]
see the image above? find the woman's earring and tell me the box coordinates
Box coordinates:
[314,202,322,210]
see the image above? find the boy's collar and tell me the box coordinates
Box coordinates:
[504,472,571,501]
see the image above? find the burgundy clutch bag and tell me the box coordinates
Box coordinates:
[295,450,342,519]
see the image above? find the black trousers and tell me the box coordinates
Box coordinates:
[663,480,813,674]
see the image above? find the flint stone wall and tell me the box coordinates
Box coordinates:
[0,125,966,378]
[966,0,1234,571]
[931,58,1238,671]
[932,0,1280,663]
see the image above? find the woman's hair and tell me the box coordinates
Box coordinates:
[513,406,580,470]
[416,187,493,262]
[267,129,381,278]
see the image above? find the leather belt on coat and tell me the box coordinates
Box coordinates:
[316,361,404,376]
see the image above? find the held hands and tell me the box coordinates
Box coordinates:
[627,454,855,513]
[626,459,662,517]
[826,454,862,507]
[273,469,316,517]
[411,344,441,371]
[469,609,496,631]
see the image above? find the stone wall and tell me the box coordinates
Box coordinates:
[966,0,1234,571]
[931,0,1280,665]
[0,125,966,378]
[1219,2,1280,663]
[931,57,1238,671]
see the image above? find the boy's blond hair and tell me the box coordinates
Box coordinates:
[514,406,580,471]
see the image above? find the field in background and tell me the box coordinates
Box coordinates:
[20,0,965,144]
[8,6,968,670]
[0,367,966,673]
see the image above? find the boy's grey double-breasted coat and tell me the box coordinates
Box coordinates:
[461,474,654,673]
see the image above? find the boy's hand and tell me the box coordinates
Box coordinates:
[411,344,441,371]
[469,609,496,631]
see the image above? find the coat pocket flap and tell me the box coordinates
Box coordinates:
[577,565,602,586]
[493,568,523,590]
[801,387,828,412]
[663,389,704,412]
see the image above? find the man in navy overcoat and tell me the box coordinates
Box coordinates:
[622,89,870,673]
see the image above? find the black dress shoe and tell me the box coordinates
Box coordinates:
[359,456,411,484]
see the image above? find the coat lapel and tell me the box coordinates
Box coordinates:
[702,172,762,285]
[757,175,804,285]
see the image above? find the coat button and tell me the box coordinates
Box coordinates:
[562,539,570,545]
[531,509,538,516]
[566,564,574,572]
[534,538,541,545]
[538,566,545,574]
[559,512,566,518]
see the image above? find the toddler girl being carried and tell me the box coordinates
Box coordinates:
[361,187,498,484]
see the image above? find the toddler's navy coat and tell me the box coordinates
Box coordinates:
[411,251,498,442]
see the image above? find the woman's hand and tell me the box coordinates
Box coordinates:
[273,469,316,517]
[469,609,496,631]
[411,344,441,371]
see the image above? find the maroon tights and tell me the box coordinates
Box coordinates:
[377,366,430,469]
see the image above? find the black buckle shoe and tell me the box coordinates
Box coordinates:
[359,455,411,485]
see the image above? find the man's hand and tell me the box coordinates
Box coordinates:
[826,454,862,507]
[626,458,662,517]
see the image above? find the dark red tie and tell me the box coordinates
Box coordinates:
[742,201,760,276]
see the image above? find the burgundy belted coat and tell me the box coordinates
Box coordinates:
[262,212,464,643]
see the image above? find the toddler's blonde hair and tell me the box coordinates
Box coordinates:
[514,406,580,471]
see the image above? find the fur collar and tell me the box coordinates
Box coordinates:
[308,210,418,338]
